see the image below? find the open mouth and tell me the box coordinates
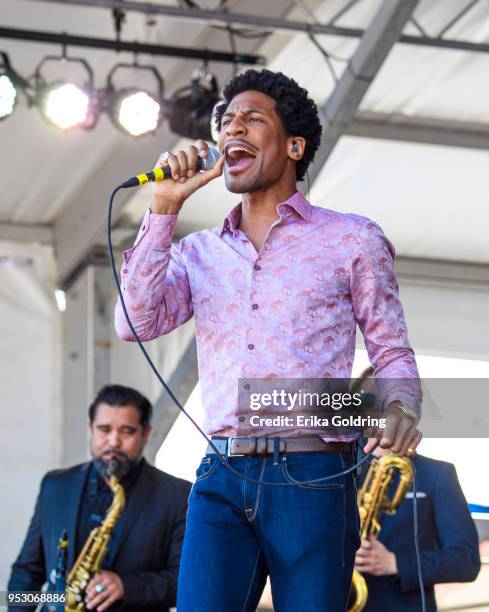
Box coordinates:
[225,144,257,173]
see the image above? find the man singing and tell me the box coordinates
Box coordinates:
[115,69,422,611]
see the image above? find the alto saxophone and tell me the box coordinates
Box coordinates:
[348,453,413,612]
[65,468,126,611]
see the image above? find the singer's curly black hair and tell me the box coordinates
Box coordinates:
[214,69,322,182]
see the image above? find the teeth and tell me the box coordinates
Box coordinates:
[226,145,256,158]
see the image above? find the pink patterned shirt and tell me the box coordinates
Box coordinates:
[115,191,421,437]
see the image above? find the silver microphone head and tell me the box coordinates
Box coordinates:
[201,147,220,171]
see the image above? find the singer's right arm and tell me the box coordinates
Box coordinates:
[115,141,223,340]
[114,206,193,341]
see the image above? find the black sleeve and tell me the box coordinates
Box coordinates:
[397,463,481,592]
[119,484,190,609]
[8,477,47,612]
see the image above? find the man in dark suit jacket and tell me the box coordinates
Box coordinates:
[8,384,192,612]
[355,452,481,611]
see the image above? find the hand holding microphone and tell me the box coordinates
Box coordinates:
[122,139,224,215]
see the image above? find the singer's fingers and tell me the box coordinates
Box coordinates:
[194,139,208,158]
[156,151,171,168]
[390,417,414,455]
[196,155,224,186]
[186,145,199,176]
[399,429,422,457]
[363,436,381,455]
[412,430,423,452]
[176,151,189,181]
[166,154,181,180]
[379,408,401,449]
[397,426,415,457]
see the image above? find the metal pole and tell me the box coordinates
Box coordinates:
[22,0,489,55]
[308,0,420,183]
[0,26,265,65]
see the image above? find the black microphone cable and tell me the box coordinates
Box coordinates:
[412,462,427,612]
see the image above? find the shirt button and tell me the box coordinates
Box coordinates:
[251,303,259,310]
[254,264,261,271]
[122,268,128,274]
[238,416,245,422]
[244,384,251,390]
[248,344,255,350]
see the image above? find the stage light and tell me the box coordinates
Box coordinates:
[34,54,98,131]
[210,100,226,144]
[42,82,91,130]
[112,89,161,137]
[169,66,220,140]
[0,74,16,120]
[0,52,18,120]
[105,63,164,137]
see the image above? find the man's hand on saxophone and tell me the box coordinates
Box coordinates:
[85,570,125,611]
[363,401,422,457]
[355,535,398,577]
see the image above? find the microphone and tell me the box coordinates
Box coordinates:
[121,147,220,189]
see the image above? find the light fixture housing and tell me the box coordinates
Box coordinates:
[105,63,164,137]
[169,66,220,140]
[34,55,98,131]
[0,52,18,120]
[210,99,226,144]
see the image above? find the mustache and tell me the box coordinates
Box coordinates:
[100,449,130,460]
[94,451,134,480]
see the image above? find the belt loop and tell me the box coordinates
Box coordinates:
[256,437,266,456]
[273,437,280,466]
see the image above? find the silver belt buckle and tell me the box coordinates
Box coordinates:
[228,437,255,456]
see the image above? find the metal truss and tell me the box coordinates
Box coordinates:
[22,0,489,55]
[0,26,264,65]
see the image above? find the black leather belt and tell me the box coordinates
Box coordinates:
[206,437,354,457]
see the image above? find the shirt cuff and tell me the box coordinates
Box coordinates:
[375,379,421,418]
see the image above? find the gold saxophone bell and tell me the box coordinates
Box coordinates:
[65,466,126,612]
[348,453,413,612]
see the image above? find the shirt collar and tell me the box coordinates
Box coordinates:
[279,191,313,222]
[220,201,242,236]
[220,191,312,237]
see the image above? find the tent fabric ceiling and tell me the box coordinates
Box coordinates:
[1,0,489,263]
[272,0,489,122]
[310,136,489,264]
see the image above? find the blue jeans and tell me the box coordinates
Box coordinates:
[177,450,360,612]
